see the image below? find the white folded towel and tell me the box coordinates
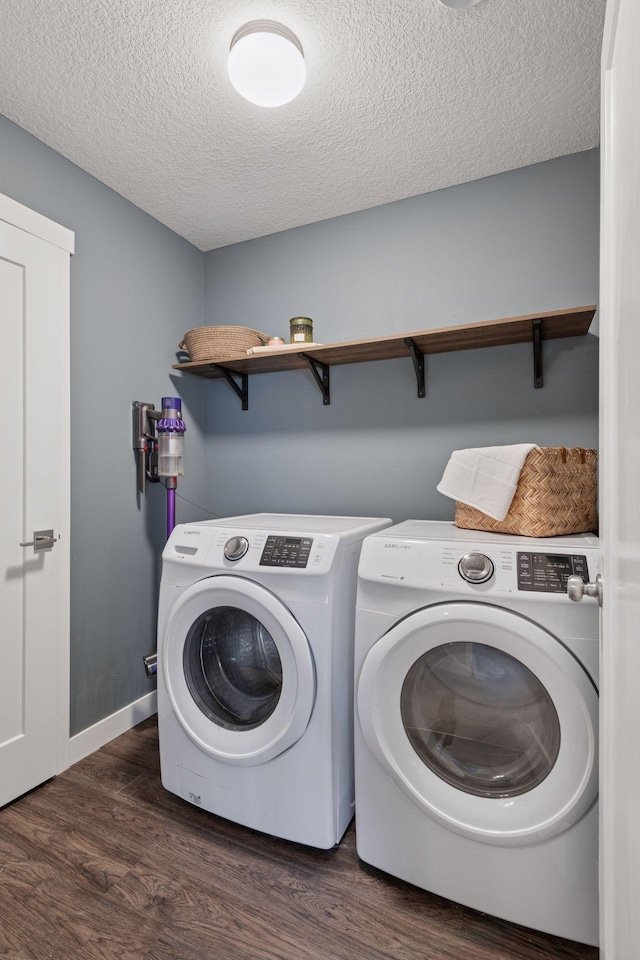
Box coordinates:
[437,444,538,521]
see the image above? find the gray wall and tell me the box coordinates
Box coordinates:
[0,114,206,736]
[201,150,599,524]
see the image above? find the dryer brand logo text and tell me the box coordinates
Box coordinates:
[384,543,411,550]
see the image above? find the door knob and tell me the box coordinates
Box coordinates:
[19,529,58,552]
[567,573,603,607]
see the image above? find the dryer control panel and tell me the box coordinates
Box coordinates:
[516,552,589,594]
[358,529,600,606]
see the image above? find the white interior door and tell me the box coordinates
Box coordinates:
[0,194,72,807]
[599,0,640,955]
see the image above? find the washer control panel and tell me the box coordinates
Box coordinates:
[260,535,314,568]
[458,552,495,584]
[517,552,589,593]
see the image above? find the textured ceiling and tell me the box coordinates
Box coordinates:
[0,0,605,251]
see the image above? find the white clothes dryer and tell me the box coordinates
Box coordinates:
[354,520,600,945]
[158,513,390,849]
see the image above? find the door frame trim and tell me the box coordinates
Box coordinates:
[2,191,73,776]
[0,192,74,254]
[599,0,623,951]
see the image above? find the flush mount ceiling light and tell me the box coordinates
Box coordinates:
[438,0,485,8]
[227,20,306,108]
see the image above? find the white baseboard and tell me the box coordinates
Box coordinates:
[68,691,157,767]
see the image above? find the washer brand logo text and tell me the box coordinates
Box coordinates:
[384,543,411,550]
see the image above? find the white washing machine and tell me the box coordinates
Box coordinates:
[354,520,600,945]
[157,513,390,849]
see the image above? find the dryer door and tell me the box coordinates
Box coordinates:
[162,576,316,766]
[357,602,598,846]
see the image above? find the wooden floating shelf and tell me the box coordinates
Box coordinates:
[172,305,596,408]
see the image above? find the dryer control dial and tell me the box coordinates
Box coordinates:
[224,536,249,561]
[458,552,494,584]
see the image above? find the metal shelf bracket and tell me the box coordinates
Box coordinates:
[302,354,331,405]
[404,338,426,398]
[532,319,543,388]
[213,366,249,410]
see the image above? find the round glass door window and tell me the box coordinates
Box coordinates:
[400,642,561,799]
[183,606,282,731]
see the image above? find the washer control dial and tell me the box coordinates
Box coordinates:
[224,536,249,561]
[458,552,494,584]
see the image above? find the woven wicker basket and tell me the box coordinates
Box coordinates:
[179,326,270,362]
[455,447,598,538]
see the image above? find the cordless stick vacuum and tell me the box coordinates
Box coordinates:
[133,397,187,680]
[132,396,187,538]
[157,397,187,539]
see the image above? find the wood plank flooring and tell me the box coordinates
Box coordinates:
[0,718,599,960]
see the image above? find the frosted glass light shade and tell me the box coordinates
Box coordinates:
[438,0,484,7]
[228,21,306,108]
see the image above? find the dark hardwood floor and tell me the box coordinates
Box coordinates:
[0,718,599,960]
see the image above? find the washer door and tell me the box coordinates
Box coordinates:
[357,602,598,846]
[163,576,316,766]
